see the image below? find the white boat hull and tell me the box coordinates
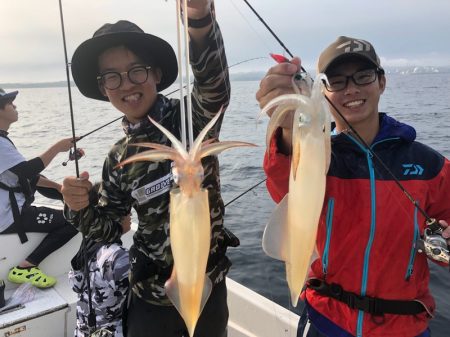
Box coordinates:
[0,204,299,337]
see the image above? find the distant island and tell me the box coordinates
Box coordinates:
[1,66,449,89]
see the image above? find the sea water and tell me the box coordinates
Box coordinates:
[7,73,450,335]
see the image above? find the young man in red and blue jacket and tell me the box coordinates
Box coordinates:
[256,36,450,337]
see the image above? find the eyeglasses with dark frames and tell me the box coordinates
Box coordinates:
[97,65,152,90]
[323,68,385,92]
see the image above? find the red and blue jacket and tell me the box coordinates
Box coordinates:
[264,113,450,337]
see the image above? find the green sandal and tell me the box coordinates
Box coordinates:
[8,266,56,288]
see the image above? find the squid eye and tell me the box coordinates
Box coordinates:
[172,168,181,184]
[297,112,311,126]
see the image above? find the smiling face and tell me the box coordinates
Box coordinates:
[98,46,162,124]
[324,58,386,135]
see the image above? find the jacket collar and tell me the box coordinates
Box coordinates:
[332,113,416,145]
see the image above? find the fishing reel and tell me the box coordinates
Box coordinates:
[89,328,113,337]
[62,148,85,166]
[416,219,450,264]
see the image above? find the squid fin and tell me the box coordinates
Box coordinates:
[165,270,212,337]
[262,194,289,261]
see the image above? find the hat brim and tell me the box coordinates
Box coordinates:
[0,90,18,104]
[71,32,178,101]
[321,53,380,74]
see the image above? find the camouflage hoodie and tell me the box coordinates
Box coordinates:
[65,23,232,305]
[69,242,129,337]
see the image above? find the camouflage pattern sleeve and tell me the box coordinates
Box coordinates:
[190,20,230,139]
[64,141,132,243]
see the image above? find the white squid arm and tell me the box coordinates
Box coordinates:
[148,116,189,160]
[116,149,181,168]
[189,107,224,159]
[199,141,257,159]
[261,94,312,149]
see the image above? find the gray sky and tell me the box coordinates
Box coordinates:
[1,0,450,83]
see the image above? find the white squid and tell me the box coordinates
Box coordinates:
[261,74,331,307]
[117,108,255,336]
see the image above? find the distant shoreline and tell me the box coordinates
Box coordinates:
[1,66,449,89]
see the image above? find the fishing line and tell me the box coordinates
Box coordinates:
[57,0,96,334]
[176,0,189,149]
[323,95,436,225]
[236,2,447,328]
[57,0,80,177]
[229,0,274,54]
[75,57,265,142]
[239,0,437,227]
[224,178,266,208]
[241,0,294,59]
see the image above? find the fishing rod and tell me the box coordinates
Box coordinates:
[240,0,307,74]
[241,0,293,58]
[58,0,80,176]
[224,178,266,208]
[323,96,439,228]
[240,0,448,260]
[62,56,267,152]
[57,0,97,333]
[241,0,436,224]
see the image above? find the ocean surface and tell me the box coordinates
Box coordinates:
[8,73,450,336]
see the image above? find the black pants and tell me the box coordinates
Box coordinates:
[297,320,327,337]
[1,205,78,265]
[126,279,228,337]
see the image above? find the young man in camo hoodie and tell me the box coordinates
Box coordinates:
[61,1,237,336]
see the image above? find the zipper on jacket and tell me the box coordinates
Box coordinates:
[322,198,335,276]
[405,205,420,280]
[344,135,405,336]
[355,150,377,337]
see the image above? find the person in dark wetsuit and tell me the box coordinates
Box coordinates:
[0,88,78,288]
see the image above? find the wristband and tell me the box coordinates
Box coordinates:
[187,12,214,28]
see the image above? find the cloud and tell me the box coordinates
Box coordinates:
[1,0,450,83]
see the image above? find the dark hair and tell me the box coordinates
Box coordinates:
[325,55,380,76]
[0,100,12,110]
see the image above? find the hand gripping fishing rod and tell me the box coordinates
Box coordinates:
[242,0,449,264]
[57,0,97,333]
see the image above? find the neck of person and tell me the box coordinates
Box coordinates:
[0,122,10,133]
[335,117,380,147]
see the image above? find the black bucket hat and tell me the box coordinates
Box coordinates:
[317,36,382,74]
[0,88,18,105]
[71,20,178,101]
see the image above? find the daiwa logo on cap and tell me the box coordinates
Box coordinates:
[337,39,372,53]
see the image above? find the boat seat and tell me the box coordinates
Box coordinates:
[0,285,68,335]
[0,231,82,291]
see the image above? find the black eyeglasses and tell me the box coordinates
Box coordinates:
[97,65,152,90]
[323,68,384,92]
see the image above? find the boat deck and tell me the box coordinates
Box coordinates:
[0,217,299,336]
